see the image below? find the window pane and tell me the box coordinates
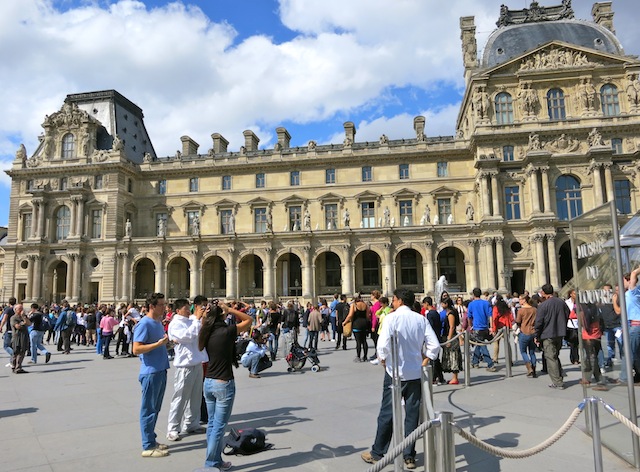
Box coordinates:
[611,138,623,155]
[189,177,198,192]
[289,206,302,230]
[325,252,341,286]
[615,180,632,214]
[23,213,32,241]
[361,202,375,228]
[222,175,231,190]
[399,200,412,226]
[437,162,448,177]
[505,186,521,220]
[256,173,265,188]
[325,169,336,184]
[94,175,103,189]
[62,133,75,158]
[503,145,514,161]
[325,203,338,229]
[555,175,582,220]
[437,198,451,223]
[362,252,379,286]
[495,92,514,124]
[362,166,372,182]
[290,171,300,186]
[221,209,233,234]
[158,179,166,195]
[601,84,620,117]
[56,206,70,240]
[547,89,566,120]
[255,208,267,233]
[91,209,102,238]
[400,251,418,285]
[399,164,409,180]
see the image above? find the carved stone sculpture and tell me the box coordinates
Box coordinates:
[627,73,640,109]
[157,218,166,237]
[125,219,132,238]
[528,133,542,151]
[518,83,539,117]
[578,78,597,112]
[303,209,311,231]
[343,209,350,227]
[191,215,200,236]
[16,144,27,162]
[383,207,391,226]
[466,202,474,222]
[473,86,490,121]
[379,134,389,145]
[588,128,605,148]
[112,135,123,151]
[266,209,273,232]
[447,214,454,225]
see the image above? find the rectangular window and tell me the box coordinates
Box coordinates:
[186,211,199,235]
[611,138,623,155]
[324,203,338,230]
[325,168,336,184]
[399,200,413,226]
[156,213,167,236]
[91,209,102,238]
[157,179,166,195]
[400,251,418,285]
[94,175,103,189]
[256,173,265,188]
[222,175,232,190]
[288,205,302,230]
[361,202,375,228]
[437,162,448,177]
[399,164,409,180]
[503,145,514,162]
[22,213,32,241]
[437,198,451,223]
[128,178,133,193]
[290,171,300,186]
[220,209,233,234]
[362,166,372,182]
[254,208,267,233]
[362,251,379,286]
[615,180,632,215]
[26,180,34,191]
[505,186,521,220]
[189,177,198,192]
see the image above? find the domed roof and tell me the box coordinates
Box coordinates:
[482,19,624,69]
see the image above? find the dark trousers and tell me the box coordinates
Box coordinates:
[582,338,603,384]
[57,328,72,353]
[371,372,421,460]
[335,332,347,349]
[308,330,319,350]
[354,330,368,360]
[102,333,113,357]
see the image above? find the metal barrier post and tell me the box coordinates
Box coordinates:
[390,332,404,472]
[587,397,604,472]
[435,411,455,472]
[464,331,471,387]
[421,365,436,472]
[503,325,512,378]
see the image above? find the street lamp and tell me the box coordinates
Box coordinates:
[385,276,389,296]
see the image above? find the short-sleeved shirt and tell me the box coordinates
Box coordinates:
[133,315,169,376]
[468,298,492,330]
[204,323,237,381]
[626,286,640,322]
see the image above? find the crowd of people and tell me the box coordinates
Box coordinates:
[0,276,634,470]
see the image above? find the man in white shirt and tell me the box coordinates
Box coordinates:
[165,297,209,441]
[361,288,441,470]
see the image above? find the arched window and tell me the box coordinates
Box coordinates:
[601,84,620,116]
[61,133,75,158]
[547,88,566,120]
[56,206,71,240]
[494,92,514,124]
[555,175,583,221]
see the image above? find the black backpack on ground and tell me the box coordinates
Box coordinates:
[224,427,272,455]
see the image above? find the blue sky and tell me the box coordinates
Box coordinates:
[0,0,639,226]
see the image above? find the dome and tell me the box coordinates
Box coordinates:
[482,20,624,69]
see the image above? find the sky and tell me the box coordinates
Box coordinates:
[1,0,639,227]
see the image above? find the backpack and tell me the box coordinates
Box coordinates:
[223,428,272,455]
[63,310,77,329]
[40,315,52,332]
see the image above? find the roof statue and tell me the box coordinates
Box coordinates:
[496,1,574,28]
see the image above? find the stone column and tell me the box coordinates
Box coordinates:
[189,252,198,299]
[593,165,604,205]
[26,255,35,300]
[69,199,77,238]
[226,248,237,299]
[384,243,395,296]
[31,200,40,239]
[263,247,274,299]
[490,173,501,217]
[302,246,313,299]
[424,241,434,295]
[481,174,491,217]
[66,256,74,301]
[547,234,560,289]
[604,163,615,203]
[482,238,496,291]
[541,167,552,213]
[33,255,43,301]
[495,236,506,292]
[37,200,46,239]
[155,252,164,295]
[72,255,82,301]
[533,234,547,288]
[121,253,131,301]
[528,168,541,213]
[342,245,354,296]
[466,239,478,290]
[75,196,85,238]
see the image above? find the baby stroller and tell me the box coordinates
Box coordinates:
[286,339,321,373]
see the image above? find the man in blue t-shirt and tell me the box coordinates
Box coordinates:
[467,287,496,371]
[133,293,170,458]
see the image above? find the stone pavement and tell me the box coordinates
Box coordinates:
[0,337,636,472]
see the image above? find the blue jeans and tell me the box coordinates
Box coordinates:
[330,316,337,339]
[518,333,537,367]
[620,325,640,382]
[268,331,279,358]
[241,351,262,374]
[3,331,14,358]
[29,330,49,363]
[371,373,421,461]
[204,378,236,468]
[139,370,167,451]
[604,327,622,365]
[96,327,103,355]
[472,330,494,368]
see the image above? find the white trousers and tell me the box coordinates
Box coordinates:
[167,364,203,434]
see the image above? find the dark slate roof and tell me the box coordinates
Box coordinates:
[482,20,623,68]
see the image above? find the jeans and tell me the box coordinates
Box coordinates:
[29,330,49,363]
[268,330,279,359]
[302,328,310,348]
[308,331,319,350]
[139,370,168,451]
[620,325,640,382]
[204,378,236,468]
[330,316,337,340]
[471,330,494,368]
[371,373,421,461]
[603,327,622,365]
[102,333,113,358]
[543,337,563,387]
[3,331,14,358]
[518,333,537,367]
[96,327,103,355]
[241,351,263,374]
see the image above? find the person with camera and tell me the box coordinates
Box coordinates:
[10,304,30,373]
[240,330,271,378]
[198,300,252,471]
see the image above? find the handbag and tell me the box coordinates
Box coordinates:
[343,320,353,338]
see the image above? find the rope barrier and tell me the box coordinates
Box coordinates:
[439,331,465,347]
[599,397,640,438]
[452,406,584,459]
[468,327,506,346]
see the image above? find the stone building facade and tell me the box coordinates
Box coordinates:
[2,1,639,305]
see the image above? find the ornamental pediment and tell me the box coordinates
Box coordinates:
[391,188,421,202]
[43,102,100,130]
[281,194,308,205]
[354,190,382,203]
[247,197,273,208]
[318,192,344,204]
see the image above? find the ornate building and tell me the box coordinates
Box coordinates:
[2,1,639,304]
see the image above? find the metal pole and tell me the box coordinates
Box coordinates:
[464,330,471,387]
[587,397,604,472]
[435,411,456,472]
[421,365,436,472]
[503,325,512,378]
[390,332,404,472]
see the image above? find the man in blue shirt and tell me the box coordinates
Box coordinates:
[621,268,640,383]
[329,293,339,342]
[467,287,496,371]
[133,293,170,458]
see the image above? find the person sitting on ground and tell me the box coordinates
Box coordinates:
[241,330,271,378]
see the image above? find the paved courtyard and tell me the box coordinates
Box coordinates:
[1,337,636,472]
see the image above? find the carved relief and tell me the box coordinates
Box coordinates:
[588,128,606,148]
[544,134,580,153]
[517,82,539,118]
[626,73,640,110]
[577,78,597,114]
[497,0,574,27]
[519,47,592,71]
[472,86,490,121]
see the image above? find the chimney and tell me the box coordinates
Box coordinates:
[343,122,356,144]
[243,130,260,152]
[276,127,291,149]
[460,16,478,85]
[211,133,229,153]
[180,136,199,156]
[592,2,615,34]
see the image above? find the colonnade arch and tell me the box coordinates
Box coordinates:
[167,256,190,299]
[437,246,466,293]
[133,257,155,299]
[203,255,227,299]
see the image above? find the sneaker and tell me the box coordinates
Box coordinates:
[14,368,28,374]
[548,384,565,390]
[166,432,181,441]
[249,373,261,378]
[370,359,379,365]
[45,352,51,364]
[186,426,206,434]
[486,366,497,372]
[156,443,169,450]
[220,461,232,471]
[141,448,169,457]
[5,363,11,368]
[404,457,417,470]
[369,354,377,361]
[600,368,606,375]
[593,384,608,392]
[471,364,479,369]
[361,451,379,464]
